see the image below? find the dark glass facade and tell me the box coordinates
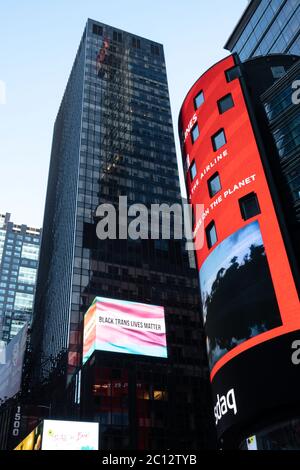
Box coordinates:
[261,57,300,277]
[241,418,300,450]
[225,0,300,60]
[30,19,215,449]
[0,213,40,342]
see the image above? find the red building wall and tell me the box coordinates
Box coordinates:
[179,54,300,443]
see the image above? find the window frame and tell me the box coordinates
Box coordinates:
[92,24,103,36]
[211,128,227,151]
[191,123,200,144]
[217,93,234,115]
[205,221,218,249]
[189,161,197,182]
[207,172,222,198]
[239,192,261,221]
[225,65,241,83]
[194,90,205,110]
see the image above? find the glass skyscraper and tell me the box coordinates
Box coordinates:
[225,0,300,60]
[261,56,300,274]
[0,213,40,342]
[30,19,215,449]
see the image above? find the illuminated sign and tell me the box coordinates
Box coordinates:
[184,113,197,141]
[14,422,43,451]
[214,388,237,426]
[200,220,281,370]
[83,297,167,364]
[42,420,99,450]
[179,54,300,441]
[15,420,99,451]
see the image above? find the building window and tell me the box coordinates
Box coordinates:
[191,123,200,144]
[239,192,261,220]
[218,94,234,114]
[92,24,103,36]
[206,221,217,249]
[225,66,241,83]
[194,90,204,110]
[190,161,197,182]
[271,66,286,79]
[212,129,226,151]
[113,31,122,43]
[207,172,221,197]
[14,292,34,311]
[153,390,168,401]
[132,37,141,49]
[151,44,160,56]
[18,267,37,285]
[21,243,39,260]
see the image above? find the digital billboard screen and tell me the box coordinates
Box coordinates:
[15,420,99,451]
[14,422,43,451]
[83,297,167,364]
[41,420,99,450]
[200,220,281,370]
[179,54,300,442]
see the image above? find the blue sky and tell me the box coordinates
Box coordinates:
[0,0,247,227]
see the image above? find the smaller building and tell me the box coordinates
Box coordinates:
[0,213,41,342]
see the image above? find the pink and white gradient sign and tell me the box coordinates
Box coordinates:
[83,297,167,363]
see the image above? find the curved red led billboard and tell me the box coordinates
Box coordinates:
[179,54,300,444]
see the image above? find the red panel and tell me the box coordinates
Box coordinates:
[179,55,300,381]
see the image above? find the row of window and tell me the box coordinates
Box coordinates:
[190,93,234,147]
[0,284,34,295]
[252,0,300,57]
[191,126,227,153]
[205,192,261,249]
[92,24,158,55]
[193,89,234,113]
[233,0,283,60]
[190,165,223,201]
[189,129,227,185]
[191,65,240,114]
[5,234,39,243]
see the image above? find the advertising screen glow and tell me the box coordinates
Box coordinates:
[179,54,300,441]
[83,297,167,364]
[15,420,99,451]
[180,54,300,380]
[41,420,99,450]
[200,220,281,370]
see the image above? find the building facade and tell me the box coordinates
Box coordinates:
[225,0,300,60]
[261,58,300,268]
[0,213,40,342]
[179,53,300,448]
[30,19,215,449]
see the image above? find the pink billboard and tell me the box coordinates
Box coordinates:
[83,297,167,363]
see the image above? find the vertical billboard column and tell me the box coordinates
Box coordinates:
[179,54,300,445]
